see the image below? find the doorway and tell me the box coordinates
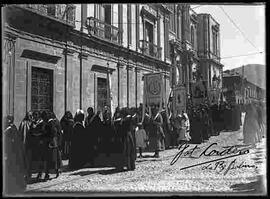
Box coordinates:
[97,77,108,111]
[31,67,53,112]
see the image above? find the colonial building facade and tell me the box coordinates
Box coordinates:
[3,4,222,126]
[197,13,223,103]
[222,71,266,105]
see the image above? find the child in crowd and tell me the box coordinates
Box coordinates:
[177,115,191,145]
[135,123,148,158]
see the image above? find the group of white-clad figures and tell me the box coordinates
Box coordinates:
[242,102,266,145]
[3,100,266,194]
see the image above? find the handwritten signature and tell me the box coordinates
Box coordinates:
[202,158,257,175]
[170,143,252,172]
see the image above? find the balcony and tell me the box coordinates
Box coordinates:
[86,17,122,45]
[17,4,75,27]
[139,40,162,59]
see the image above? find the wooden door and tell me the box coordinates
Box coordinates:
[31,67,53,112]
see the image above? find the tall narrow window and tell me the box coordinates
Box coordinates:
[169,4,176,33]
[145,21,154,56]
[191,25,194,47]
[127,4,132,46]
[118,4,123,44]
[164,17,170,59]
[177,8,181,39]
[81,4,87,28]
[104,5,111,40]
[212,29,218,55]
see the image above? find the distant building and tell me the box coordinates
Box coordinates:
[197,13,223,104]
[228,64,265,90]
[222,70,265,104]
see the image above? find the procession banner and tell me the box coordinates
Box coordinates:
[173,86,186,115]
[144,73,164,107]
[191,80,207,105]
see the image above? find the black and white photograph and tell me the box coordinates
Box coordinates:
[2,3,266,196]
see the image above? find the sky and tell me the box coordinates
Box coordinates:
[190,4,265,70]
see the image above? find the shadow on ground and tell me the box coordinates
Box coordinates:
[230,175,266,194]
[27,178,46,185]
[70,168,126,176]
[27,175,58,185]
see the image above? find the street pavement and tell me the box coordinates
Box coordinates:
[25,118,266,196]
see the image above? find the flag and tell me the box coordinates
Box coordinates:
[164,76,170,124]
[109,73,114,117]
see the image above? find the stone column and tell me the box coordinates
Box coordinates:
[3,35,16,118]
[79,47,88,113]
[128,64,135,107]
[117,61,125,108]
[63,43,76,113]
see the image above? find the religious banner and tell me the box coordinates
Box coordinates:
[173,86,186,115]
[191,80,207,105]
[209,89,220,104]
[144,72,164,106]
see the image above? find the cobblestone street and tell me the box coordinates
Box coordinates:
[25,120,266,195]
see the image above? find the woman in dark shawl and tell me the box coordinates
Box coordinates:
[45,111,62,179]
[69,110,87,170]
[60,111,74,160]
[34,111,50,181]
[190,107,203,144]
[4,115,26,194]
[18,111,33,181]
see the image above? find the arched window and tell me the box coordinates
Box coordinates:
[191,26,194,47]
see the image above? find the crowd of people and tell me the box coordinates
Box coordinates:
[3,100,266,194]
[242,102,266,145]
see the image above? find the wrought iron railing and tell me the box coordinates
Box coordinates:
[139,40,162,59]
[18,4,76,27]
[86,17,122,44]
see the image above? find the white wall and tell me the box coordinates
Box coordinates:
[122,4,128,48]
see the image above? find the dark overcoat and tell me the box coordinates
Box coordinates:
[69,122,86,170]
[4,124,26,194]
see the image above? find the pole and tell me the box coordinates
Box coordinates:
[107,62,110,109]
[80,4,83,109]
[242,65,244,104]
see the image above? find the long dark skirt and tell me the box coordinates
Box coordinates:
[46,147,62,171]
[4,127,26,194]
[164,128,172,149]
[124,132,135,170]
[69,134,86,170]
[171,129,178,147]
[190,118,203,144]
